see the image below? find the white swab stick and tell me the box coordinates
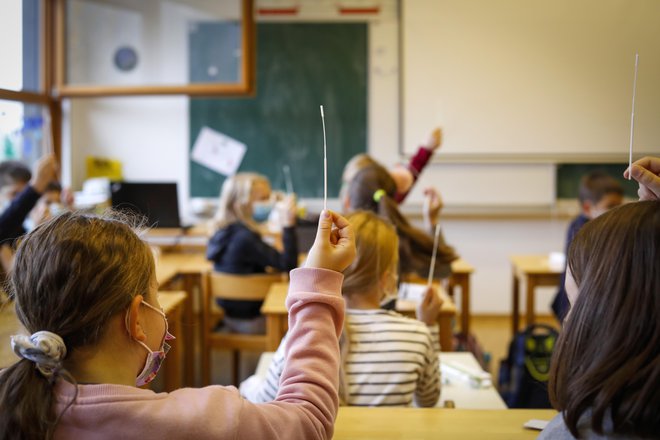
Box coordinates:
[320,105,327,211]
[427,223,441,287]
[283,164,294,194]
[628,53,639,179]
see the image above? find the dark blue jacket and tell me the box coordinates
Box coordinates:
[207,222,297,319]
[552,213,589,322]
[0,185,41,245]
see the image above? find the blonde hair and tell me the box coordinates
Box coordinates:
[213,173,270,231]
[338,211,399,405]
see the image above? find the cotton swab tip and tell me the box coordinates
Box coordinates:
[320,105,324,117]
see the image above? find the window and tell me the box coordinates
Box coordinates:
[57,0,255,97]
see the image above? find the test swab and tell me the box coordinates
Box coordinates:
[320,105,327,211]
[628,53,639,179]
[427,223,441,287]
[282,164,294,194]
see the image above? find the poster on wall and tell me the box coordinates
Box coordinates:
[191,126,246,176]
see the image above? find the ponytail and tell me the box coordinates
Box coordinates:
[0,360,57,440]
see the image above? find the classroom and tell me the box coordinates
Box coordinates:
[0,1,658,439]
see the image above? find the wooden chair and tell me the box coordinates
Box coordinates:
[201,271,285,386]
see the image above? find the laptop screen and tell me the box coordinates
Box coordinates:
[110,182,181,228]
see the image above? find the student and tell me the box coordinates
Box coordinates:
[390,127,443,203]
[242,211,442,407]
[625,155,660,201]
[25,182,72,231]
[540,201,659,439]
[342,157,458,280]
[0,155,58,244]
[207,173,298,333]
[0,209,355,440]
[551,171,623,322]
[341,128,444,204]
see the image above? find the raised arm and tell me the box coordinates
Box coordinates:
[237,210,355,440]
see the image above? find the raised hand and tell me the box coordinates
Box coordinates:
[305,210,356,273]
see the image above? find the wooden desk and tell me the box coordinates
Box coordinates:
[261,282,458,352]
[159,291,187,392]
[254,351,506,410]
[334,407,556,439]
[448,258,475,335]
[510,255,562,335]
[156,252,212,386]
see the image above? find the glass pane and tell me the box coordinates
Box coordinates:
[66,0,242,87]
[0,100,45,167]
[0,0,42,92]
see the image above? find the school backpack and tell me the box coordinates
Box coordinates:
[498,323,559,408]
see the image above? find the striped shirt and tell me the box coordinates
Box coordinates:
[243,308,441,407]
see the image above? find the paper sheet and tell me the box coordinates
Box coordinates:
[191,126,247,176]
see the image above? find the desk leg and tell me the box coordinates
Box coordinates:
[181,274,199,387]
[266,315,284,351]
[512,271,520,336]
[163,307,182,392]
[526,276,537,328]
[438,315,453,352]
[458,274,471,335]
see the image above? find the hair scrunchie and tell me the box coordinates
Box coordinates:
[373,189,387,203]
[11,331,67,379]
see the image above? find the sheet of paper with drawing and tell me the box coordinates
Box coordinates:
[191,126,247,176]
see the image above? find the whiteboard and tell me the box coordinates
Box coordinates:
[402,0,660,160]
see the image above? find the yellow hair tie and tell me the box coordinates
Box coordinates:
[373,189,386,203]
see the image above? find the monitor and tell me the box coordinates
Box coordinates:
[110,182,181,228]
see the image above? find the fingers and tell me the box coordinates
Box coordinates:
[638,184,658,201]
[315,210,334,243]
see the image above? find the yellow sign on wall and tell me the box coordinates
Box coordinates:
[86,156,122,180]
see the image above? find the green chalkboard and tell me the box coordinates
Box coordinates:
[189,23,368,198]
[556,163,639,199]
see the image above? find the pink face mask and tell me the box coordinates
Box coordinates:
[125,300,175,387]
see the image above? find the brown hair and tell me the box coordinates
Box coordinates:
[338,211,399,404]
[0,161,31,188]
[578,171,623,204]
[548,201,660,438]
[343,157,457,279]
[0,211,155,440]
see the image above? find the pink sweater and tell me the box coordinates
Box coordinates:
[53,268,344,440]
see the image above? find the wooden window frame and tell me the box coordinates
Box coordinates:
[0,0,61,160]
[52,0,256,98]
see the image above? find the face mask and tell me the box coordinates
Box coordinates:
[125,300,175,387]
[252,201,274,223]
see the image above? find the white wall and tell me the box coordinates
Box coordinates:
[65,2,572,315]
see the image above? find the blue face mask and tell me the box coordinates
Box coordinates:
[252,201,273,223]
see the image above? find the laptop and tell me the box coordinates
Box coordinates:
[110,182,182,229]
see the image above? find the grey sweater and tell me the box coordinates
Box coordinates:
[538,412,648,440]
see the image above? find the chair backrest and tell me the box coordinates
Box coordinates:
[206,272,285,302]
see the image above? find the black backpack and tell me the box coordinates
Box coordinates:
[498,324,559,408]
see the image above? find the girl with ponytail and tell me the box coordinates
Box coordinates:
[341,156,458,280]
